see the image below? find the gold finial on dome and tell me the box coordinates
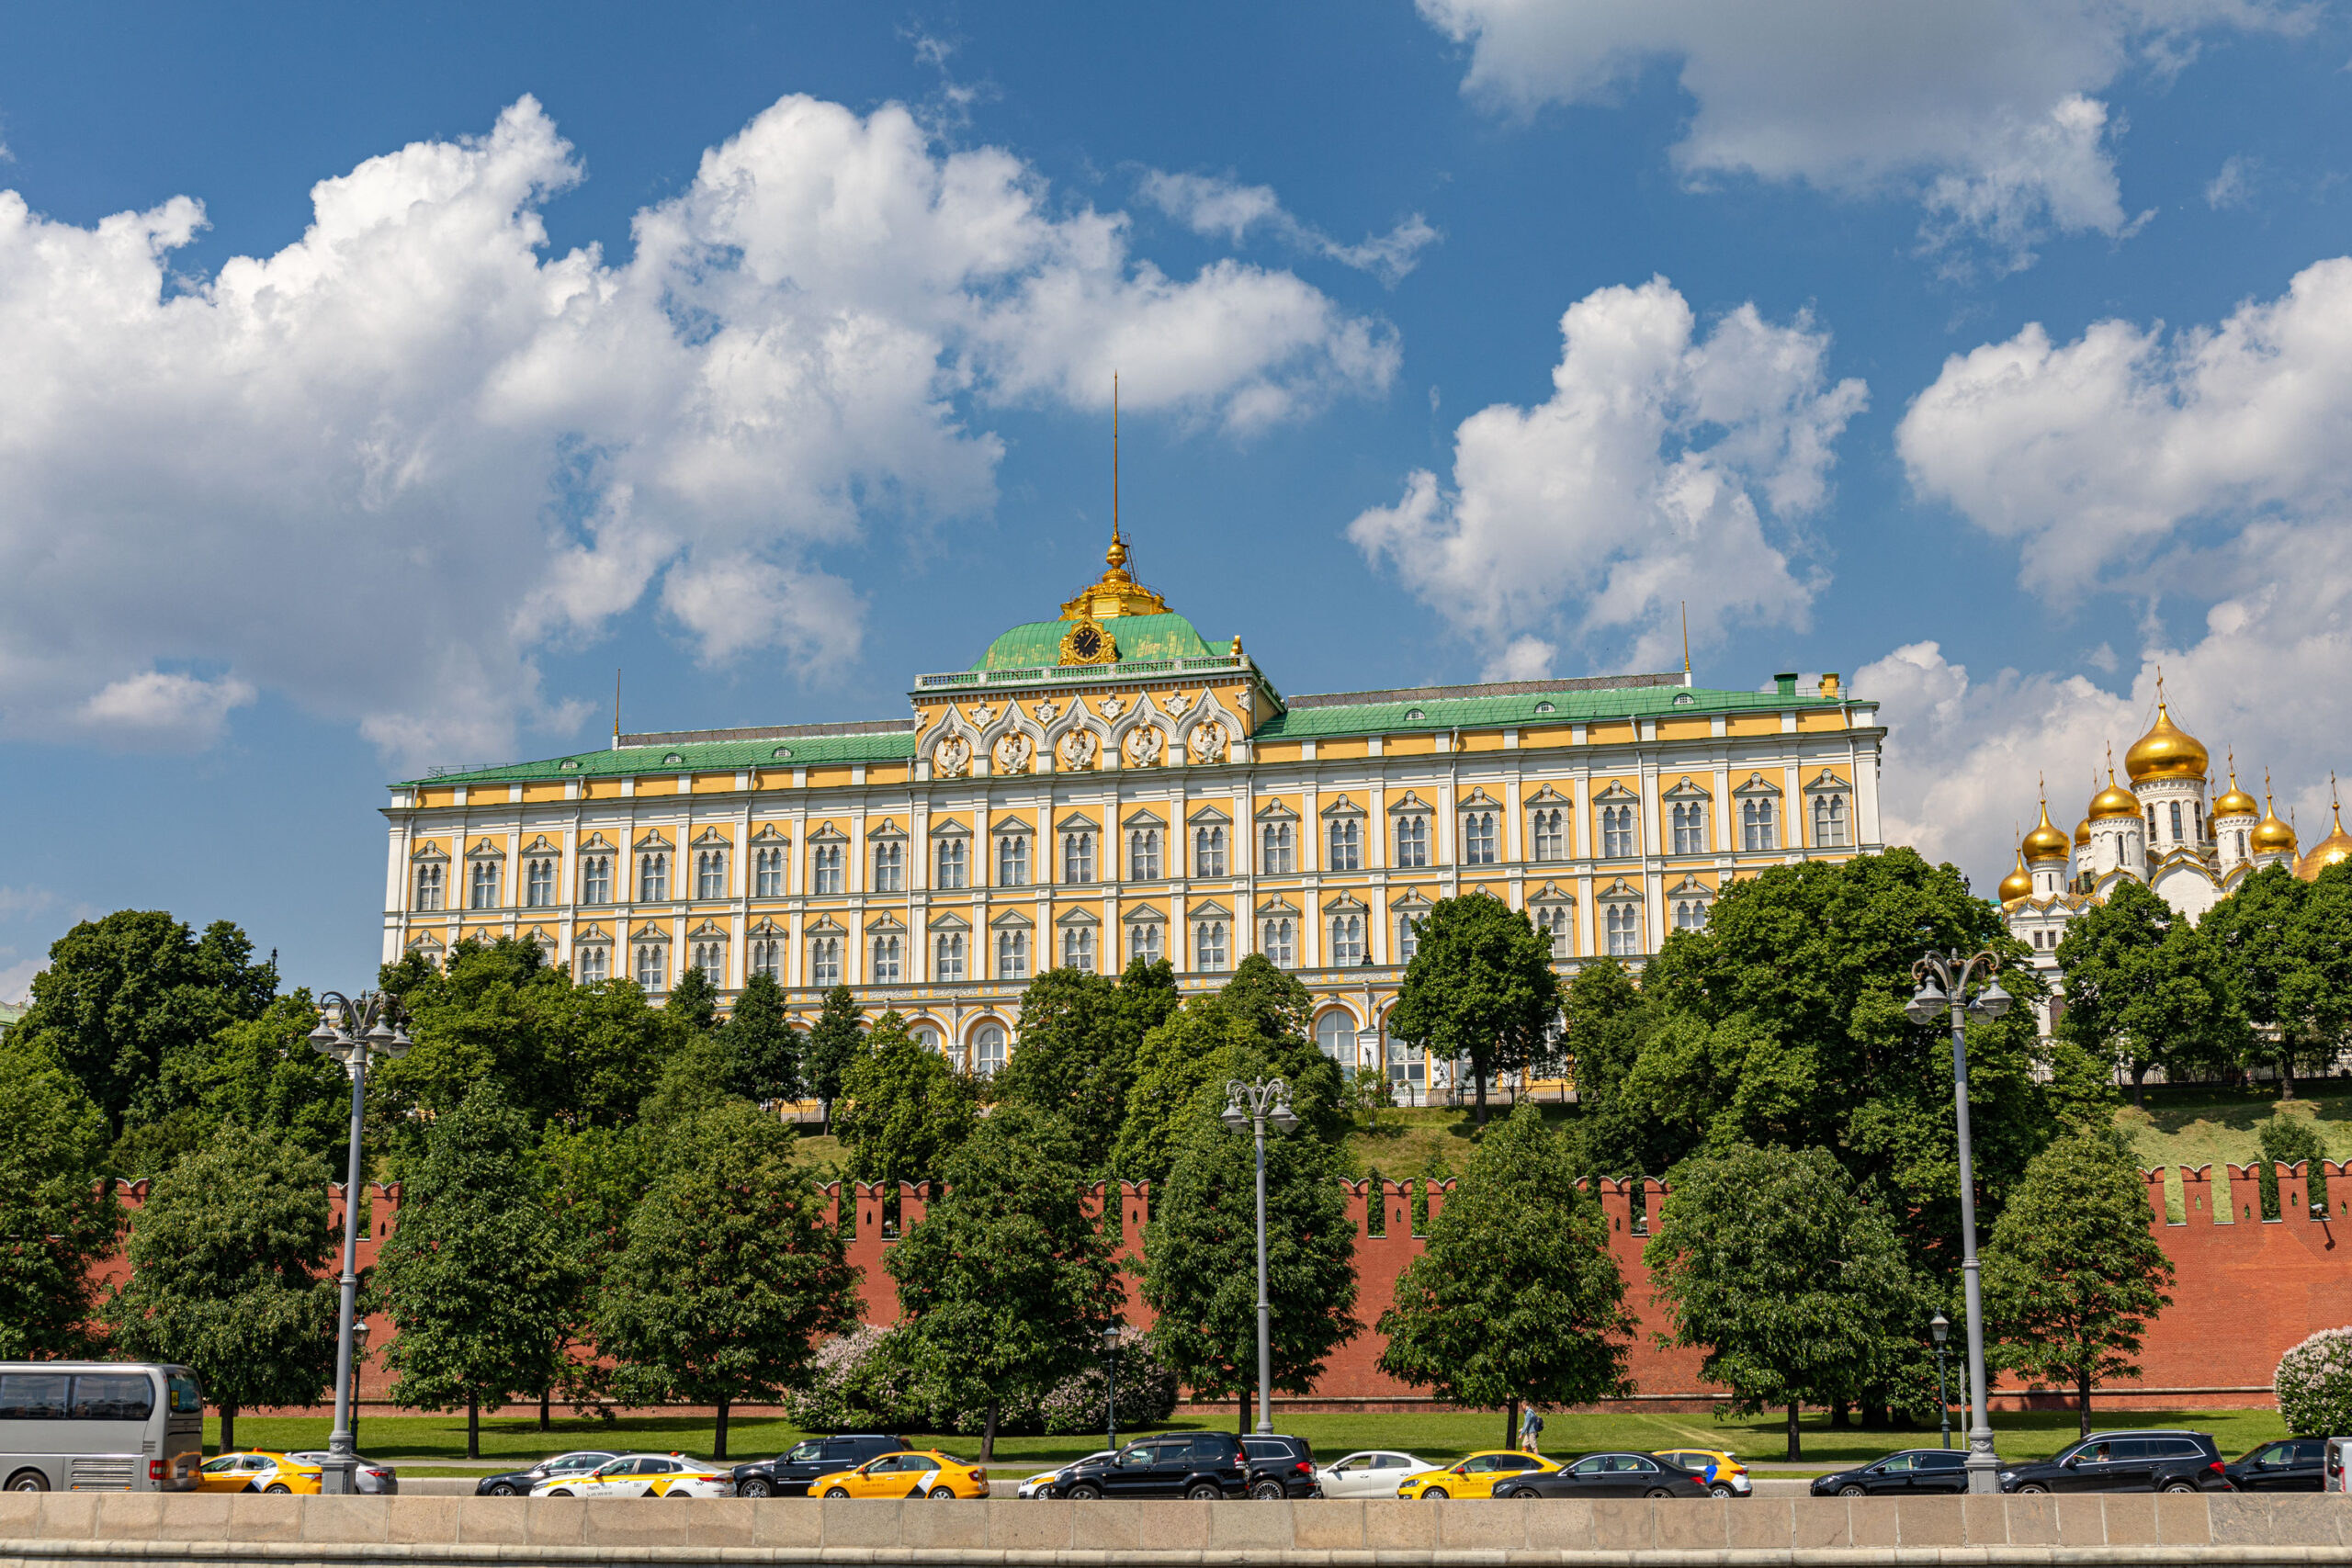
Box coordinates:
[1998,833,2034,904]
[2021,780,2070,863]
[2124,670,2211,783]
[2297,773,2352,881]
[2088,748,2143,821]
[2214,750,2259,818]
[2252,770,2298,858]
[1058,374,1173,624]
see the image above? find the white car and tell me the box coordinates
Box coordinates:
[1315,1450,1438,1498]
[1018,1451,1115,1499]
[531,1452,734,1499]
[284,1451,399,1495]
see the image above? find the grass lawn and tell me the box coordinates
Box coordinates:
[215,1404,2290,1476]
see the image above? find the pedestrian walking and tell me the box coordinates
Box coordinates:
[1520,1406,1543,1454]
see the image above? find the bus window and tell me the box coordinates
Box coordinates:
[70,1374,154,1421]
[167,1374,203,1416]
[0,1374,67,1420]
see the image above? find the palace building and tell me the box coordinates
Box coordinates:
[381,532,1888,1089]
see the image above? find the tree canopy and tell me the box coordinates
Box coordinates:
[803,985,864,1115]
[992,958,1180,1172]
[0,1038,120,1358]
[833,1013,978,1187]
[1388,895,1562,1123]
[2054,879,2241,1105]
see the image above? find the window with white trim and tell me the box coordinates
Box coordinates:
[1395,814,1429,868]
[1604,905,1640,957]
[413,863,445,911]
[1261,918,1295,966]
[469,859,501,909]
[1396,913,1421,963]
[871,934,902,984]
[997,929,1029,979]
[1062,830,1096,884]
[1129,828,1162,880]
[689,940,724,977]
[1194,825,1227,876]
[576,944,609,983]
[1195,919,1228,971]
[808,935,842,987]
[1316,1010,1357,1063]
[1813,794,1849,848]
[1128,921,1162,965]
[693,850,724,899]
[974,1023,1008,1077]
[1261,822,1294,874]
[935,837,967,889]
[1674,898,1707,932]
[1329,912,1364,964]
[1328,818,1362,871]
[581,854,612,905]
[1463,810,1498,865]
[997,832,1030,886]
[1600,806,1636,859]
[635,942,667,989]
[639,852,670,901]
[1671,802,1707,855]
[754,847,786,897]
[750,939,780,981]
[1061,926,1095,972]
[1531,807,1567,862]
[934,931,966,982]
[1742,798,1778,852]
[871,840,904,893]
[811,842,844,896]
[1534,905,1571,959]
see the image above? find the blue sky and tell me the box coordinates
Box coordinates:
[5,0,2351,998]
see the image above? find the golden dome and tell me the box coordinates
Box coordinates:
[2252,776,2298,857]
[2021,797,2071,864]
[2074,815,2093,848]
[1997,847,2034,903]
[2088,768,2143,822]
[2214,754,2259,818]
[2123,690,2210,783]
[2297,793,2352,882]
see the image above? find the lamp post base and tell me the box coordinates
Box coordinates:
[1964,1433,2002,1495]
[317,1453,360,1495]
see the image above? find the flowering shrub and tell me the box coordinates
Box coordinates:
[786,1324,1180,1436]
[2275,1327,2352,1437]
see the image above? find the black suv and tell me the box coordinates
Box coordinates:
[732,1433,910,1497]
[2225,1438,2328,1492]
[1049,1432,1248,1499]
[1997,1431,2228,1494]
[1811,1449,1972,1497]
[1241,1435,1318,1499]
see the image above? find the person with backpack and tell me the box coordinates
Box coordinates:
[1520,1406,1544,1454]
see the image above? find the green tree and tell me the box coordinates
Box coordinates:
[665,963,720,1037]
[1214,956,1347,1145]
[194,991,353,1164]
[2054,880,2243,1106]
[718,972,801,1104]
[537,1122,650,1419]
[2283,863,2352,1092]
[2202,865,2315,1091]
[994,958,1180,1171]
[834,1014,978,1187]
[1558,957,1670,1176]
[597,1100,859,1458]
[1645,1144,1928,1459]
[105,1123,339,1451]
[1141,1100,1360,1433]
[1377,1103,1634,1446]
[1387,895,1562,1124]
[13,910,277,1140]
[374,1083,570,1457]
[2257,1111,2331,1218]
[374,938,570,1132]
[1114,996,1250,1186]
[0,1039,121,1358]
[804,985,864,1122]
[884,1104,1125,1458]
[1983,1128,2175,1438]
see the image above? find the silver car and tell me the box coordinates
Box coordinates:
[1315,1450,1436,1498]
[284,1452,399,1495]
[1019,1451,1115,1499]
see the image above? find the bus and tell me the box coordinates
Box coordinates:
[0,1362,205,1492]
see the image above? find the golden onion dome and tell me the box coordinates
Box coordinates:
[2088,769,2143,822]
[1997,848,2034,903]
[2124,694,2210,783]
[2213,758,2259,818]
[2074,815,2093,848]
[2252,782,2298,857]
[2298,799,2352,882]
[2021,798,2070,864]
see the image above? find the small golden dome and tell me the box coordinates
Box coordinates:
[2074,815,2093,848]
[2213,755,2259,818]
[2088,768,2143,822]
[2021,797,2070,864]
[1997,848,2034,903]
[2124,690,2210,784]
[2297,796,2352,882]
[2252,779,2298,857]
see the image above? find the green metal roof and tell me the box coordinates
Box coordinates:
[974,613,1222,671]
[396,729,916,788]
[1251,682,1862,739]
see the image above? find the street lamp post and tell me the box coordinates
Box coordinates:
[1221,1077,1299,1435]
[1907,950,2012,1495]
[307,991,411,1496]
[350,1318,371,1452]
[1102,1325,1122,1453]
[1929,1313,1952,1450]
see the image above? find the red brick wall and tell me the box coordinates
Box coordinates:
[94,1161,2352,1411]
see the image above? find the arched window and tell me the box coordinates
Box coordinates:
[1261,822,1294,874]
[1742,799,1778,852]
[580,854,611,905]
[2169,800,2185,846]
[1396,913,1421,963]
[575,944,608,984]
[871,934,901,984]
[1194,919,1228,971]
[1601,806,1636,858]
[1316,1010,1357,1063]
[755,847,786,897]
[635,943,666,990]
[1328,818,1362,871]
[696,851,726,899]
[935,836,967,889]
[751,939,780,981]
[1672,802,1706,855]
[872,840,904,893]
[996,929,1029,979]
[1262,918,1295,966]
[997,833,1029,886]
[1674,899,1707,932]
[1128,922,1162,965]
[413,863,445,911]
[638,852,669,901]
[1062,831,1095,884]
[1061,926,1096,972]
[1463,811,1498,864]
[809,936,842,987]
[1129,828,1162,880]
[689,940,724,977]
[1329,912,1364,965]
[974,1024,1008,1078]
[1604,905,1639,957]
[469,860,501,909]
[1395,815,1429,868]
[1531,808,1566,862]
[1194,825,1227,876]
[524,859,555,907]
[1812,794,1849,848]
[1534,905,1571,958]
[2237,829,2249,859]
[935,931,966,982]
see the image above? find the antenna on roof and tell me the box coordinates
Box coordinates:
[1113,370,1122,551]
[613,668,621,750]
[1680,602,1690,679]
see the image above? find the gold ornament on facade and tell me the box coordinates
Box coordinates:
[1058,527,1172,624]
[1058,618,1118,667]
[2124,676,2211,783]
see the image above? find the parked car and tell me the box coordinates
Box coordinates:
[1315,1450,1437,1499]
[1811,1449,1971,1497]
[2225,1439,2328,1492]
[475,1450,616,1497]
[1046,1432,1248,1499]
[1998,1431,2229,1494]
[194,1452,322,1495]
[1496,1452,1711,1500]
[284,1451,398,1495]
[533,1452,732,1499]
[1396,1451,1562,1499]
[732,1434,910,1498]
[808,1450,989,1500]
[1241,1435,1318,1499]
[1655,1449,1750,1498]
[1018,1451,1114,1499]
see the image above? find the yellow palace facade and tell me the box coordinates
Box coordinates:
[380,536,1887,1089]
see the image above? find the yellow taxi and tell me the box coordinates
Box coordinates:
[196,1451,324,1495]
[532,1452,734,1498]
[1396,1451,1562,1499]
[808,1449,990,1500]
[1654,1449,1752,1497]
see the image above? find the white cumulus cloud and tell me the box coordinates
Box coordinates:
[1348,276,1865,670]
[1137,170,1442,286]
[1418,0,2304,266]
[0,94,1396,768]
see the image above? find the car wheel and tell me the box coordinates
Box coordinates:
[265,1483,292,1495]
[489,1483,519,1497]
[825,1487,852,1498]
[547,1489,572,1498]
[1250,1479,1285,1500]
[1423,1486,1449,1500]
[6,1471,49,1493]
[1066,1482,1103,1501]
[739,1478,773,1499]
[1838,1484,1865,1497]
[2163,1481,2199,1494]
[929,1486,957,1500]
[2016,1483,2050,1495]
[1710,1484,1735,1499]
[1185,1482,1222,1500]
